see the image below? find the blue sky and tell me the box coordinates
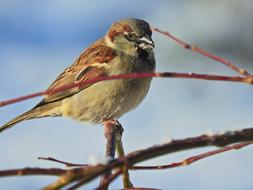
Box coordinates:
[1,1,253,189]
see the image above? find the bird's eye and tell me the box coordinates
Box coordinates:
[125,33,136,41]
[128,33,134,38]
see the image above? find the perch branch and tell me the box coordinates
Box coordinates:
[99,120,123,189]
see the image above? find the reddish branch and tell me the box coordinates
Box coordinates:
[38,157,87,167]
[131,141,253,170]
[100,120,123,189]
[0,167,65,177]
[77,169,122,190]
[0,72,252,107]
[152,27,251,76]
[38,141,253,171]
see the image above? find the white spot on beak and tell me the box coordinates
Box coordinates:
[139,36,154,47]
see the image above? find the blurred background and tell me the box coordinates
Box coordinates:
[0,0,253,189]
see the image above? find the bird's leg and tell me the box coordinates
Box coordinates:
[100,119,123,189]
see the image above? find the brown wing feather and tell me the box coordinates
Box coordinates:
[34,38,116,108]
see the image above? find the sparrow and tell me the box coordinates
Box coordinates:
[0,18,155,133]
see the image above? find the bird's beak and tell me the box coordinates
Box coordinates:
[137,35,154,50]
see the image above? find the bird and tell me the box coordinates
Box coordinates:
[0,18,155,134]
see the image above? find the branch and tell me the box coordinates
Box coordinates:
[152,27,251,76]
[39,141,253,172]
[42,165,106,190]
[99,120,123,189]
[1,128,253,189]
[130,141,253,170]
[1,72,252,107]
[116,138,133,188]
[38,157,87,167]
[0,167,66,177]
[85,169,122,190]
[104,128,253,173]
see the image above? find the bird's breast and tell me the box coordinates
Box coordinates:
[60,77,152,124]
[60,52,155,123]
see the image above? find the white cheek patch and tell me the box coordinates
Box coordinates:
[105,34,115,48]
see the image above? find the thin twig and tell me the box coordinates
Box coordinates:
[38,157,87,167]
[131,141,253,170]
[42,165,106,190]
[96,169,122,190]
[0,167,66,177]
[116,139,133,188]
[152,27,251,77]
[0,72,252,108]
[67,169,122,190]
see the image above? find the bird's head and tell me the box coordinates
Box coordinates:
[105,18,154,57]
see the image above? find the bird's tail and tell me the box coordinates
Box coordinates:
[0,109,41,134]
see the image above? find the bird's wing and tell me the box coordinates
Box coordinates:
[34,39,116,108]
